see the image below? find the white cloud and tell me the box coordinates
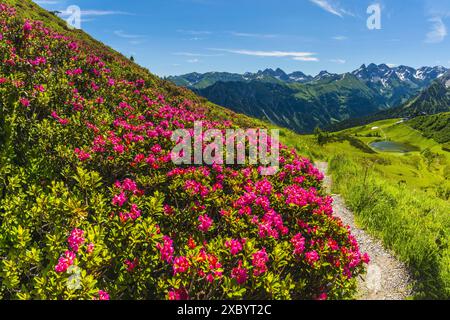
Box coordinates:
[59,10,133,17]
[293,56,319,62]
[333,35,348,41]
[309,0,352,18]
[187,59,200,63]
[386,63,397,68]
[425,17,447,43]
[82,10,133,16]
[209,48,318,61]
[329,59,346,64]
[114,30,145,39]
[34,0,60,4]
[129,40,146,45]
[177,29,212,35]
[229,32,278,39]
[173,52,223,57]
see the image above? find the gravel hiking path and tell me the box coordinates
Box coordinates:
[315,162,414,300]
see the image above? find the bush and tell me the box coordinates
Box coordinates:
[0,4,367,300]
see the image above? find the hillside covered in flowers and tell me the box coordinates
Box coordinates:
[0,1,368,300]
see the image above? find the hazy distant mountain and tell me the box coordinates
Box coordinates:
[167,68,315,88]
[168,65,448,133]
[169,64,447,89]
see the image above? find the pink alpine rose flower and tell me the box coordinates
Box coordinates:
[97,290,110,300]
[231,261,248,285]
[19,98,30,107]
[55,250,76,273]
[198,214,213,232]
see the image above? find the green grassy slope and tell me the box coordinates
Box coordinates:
[299,118,450,298]
[316,118,450,194]
[2,0,369,300]
[408,112,450,144]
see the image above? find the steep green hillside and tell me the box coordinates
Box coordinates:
[327,74,450,132]
[0,1,369,300]
[400,76,450,116]
[408,113,450,144]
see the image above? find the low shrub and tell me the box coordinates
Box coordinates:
[0,4,367,300]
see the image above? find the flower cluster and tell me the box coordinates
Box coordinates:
[0,3,368,301]
[252,248,269,277]
[55,251,76,273]
[68,228,85,253]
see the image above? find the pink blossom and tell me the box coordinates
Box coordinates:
[112,192,127,207]
[225,239,243,255]
[156,236,174,263]
[184,180,209,197]
[255,178,273,195]
[68,42,78,51]
[168,288,189,300]
[87,243,95,254]
[23,20,32,32]
[163,204,174,215]
[97,290,110,300]
[151,144,162,154]
[55,250,76,273]
[128,203,141,220]
[121,178,138,193]
[124,258,139,272]
[74,148,91,161]
[68,228,85,253]
[231,261,248,285]
[316,292,328,300]
[362,253,371,264]
[113,144,125,154]
[173,256,190,275]
[305,250,320,266]
[34,84,45,92]
[252,248,269,276]
[19,98,30,107]
[291,233,306,256]
[198,214,213,232]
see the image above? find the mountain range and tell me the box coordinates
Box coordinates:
[327,72,450,132]
[168,64,448,133]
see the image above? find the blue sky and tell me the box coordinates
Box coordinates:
[34,0,450,77]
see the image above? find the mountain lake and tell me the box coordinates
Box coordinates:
[369,141,419,153]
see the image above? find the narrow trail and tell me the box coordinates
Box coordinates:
[315,162,414,300]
